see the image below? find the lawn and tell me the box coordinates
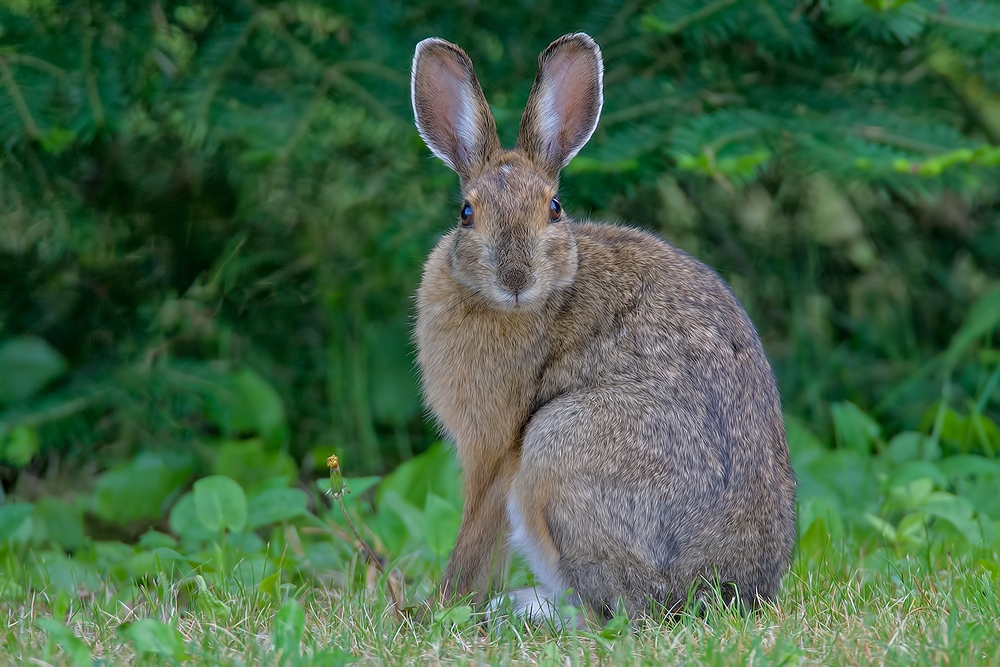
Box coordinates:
[4,538,999,664]
[3,422,1000,665]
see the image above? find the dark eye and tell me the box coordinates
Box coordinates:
[460,202,474,227]
[549,198,562,222]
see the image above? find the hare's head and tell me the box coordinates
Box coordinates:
[411,34,603,311]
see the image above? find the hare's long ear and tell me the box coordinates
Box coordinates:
[517,33,603,178]
[411,38,501,181]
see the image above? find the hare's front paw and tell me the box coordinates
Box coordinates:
[485,588,585,630]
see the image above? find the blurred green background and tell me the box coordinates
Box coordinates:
[1,0,999,548]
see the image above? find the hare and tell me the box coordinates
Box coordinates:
[410,33,796,622]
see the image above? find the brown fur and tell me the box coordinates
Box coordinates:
[411,33,796,619]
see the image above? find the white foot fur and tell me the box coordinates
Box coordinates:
[486,587,585,629]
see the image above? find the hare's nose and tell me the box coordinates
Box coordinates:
[499,266,535,295]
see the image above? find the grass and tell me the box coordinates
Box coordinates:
[4,545,999,665]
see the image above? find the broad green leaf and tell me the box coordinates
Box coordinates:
[273,598,305,660]
[863,513,898,543]
[37,618,90,667]
[956,472,1000,523]
[806,449,877,511]
[304,542,343,571]
[798,496,845,541]
[375,491,425,553]
[138,529,177,549]
[887,431,933,464]
[0,336,66,404]
[831,402,881,454]
[126,618,186,657]
[28,553,100,596]
[247,475,298,498]
[205,369,287,445]
[897,512,929,546]
[227,529,265,553]
[92,451,193,525]
[887,477,935,510]
[423,493,461,557]
[1,424,39,466]
[193,475,247,533]
[936,454,1000,480]
[168,492,215,543]
[377,443,461,508]
[0,503,33,541]
[32,498,85,552]
[259,573,280,601]
[232,557,275,588]
[433,604,472,626]
[937,408,978,452]
[921,494,983,545]
[785,416,826,457]
[978,514,997,547]
[799,516,831,559]
[978,559,1000,581]
[599,613,631,640]
[212,438,296,491]
[193,575,231,620]
[886,462,947,490]
[245,487,308,530]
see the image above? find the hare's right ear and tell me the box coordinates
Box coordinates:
[411,38,501,181]
[518,33,603,178]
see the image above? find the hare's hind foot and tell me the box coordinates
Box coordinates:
[485,588,586,630]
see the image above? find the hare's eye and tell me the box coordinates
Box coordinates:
[549,198,562,222]
[460,202,474,227]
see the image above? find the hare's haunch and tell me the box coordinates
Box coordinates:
[411,33,796,621]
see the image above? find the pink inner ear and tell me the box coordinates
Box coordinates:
[541,48,598,154]
[550,52,591,140]
[416,53,477,166]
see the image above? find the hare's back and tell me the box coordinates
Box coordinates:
[544,222,791,486]
[561,221,779,405]
[521,223,796,607]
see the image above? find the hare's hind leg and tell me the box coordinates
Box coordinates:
[497,490,586,628]
[506,490,567,601]
[511,388,707,618]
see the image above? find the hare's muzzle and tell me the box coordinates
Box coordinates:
[498,265,535,297]
[494,234,538,302]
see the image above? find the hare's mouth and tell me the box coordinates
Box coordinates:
[492,282,543,312]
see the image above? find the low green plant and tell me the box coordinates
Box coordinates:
[1,354,998,662]
[0,279,997,663]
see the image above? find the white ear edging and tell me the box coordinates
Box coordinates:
[541,33,604,168]
[410,37,499,177]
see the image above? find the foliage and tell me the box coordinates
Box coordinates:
[0,0,999,661]
[0,0,998,480]
[2,375,1000,661]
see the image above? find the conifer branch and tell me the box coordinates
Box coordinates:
[266,18,398,121]
[643,0,743,35]
[0,58,40,139]
[193,13,261,146]
[917,6,1000,34]
[849,125,950,154]
[82,8,105,130]
[2,54,68,79]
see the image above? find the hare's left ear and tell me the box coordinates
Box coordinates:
[411,38,501,181]
[517,33,604,177]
